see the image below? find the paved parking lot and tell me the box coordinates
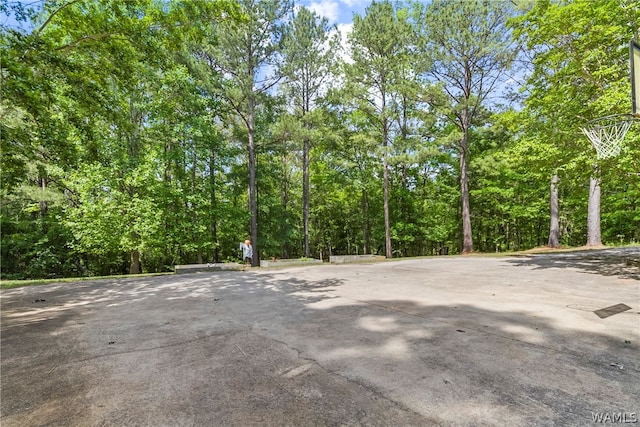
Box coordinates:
[2,248,639,426]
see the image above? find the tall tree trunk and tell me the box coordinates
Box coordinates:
[587,170,602,246]
[460,129,473,253]
[361,189,369,254]
[459,58,474,254]
[130,249,140,274]
[191,150,200,263]
[383,125,392,259]
[548,173,560,247]
[281,152,289,259]
[210,150,219,263]
[302,135,310,258]
[248,95,259,266]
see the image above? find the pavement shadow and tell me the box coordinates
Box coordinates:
[1,270,348,425]
[296,298,639,426]
[2,267,639,426]
[0,270,345,347]
[505,247,640,280]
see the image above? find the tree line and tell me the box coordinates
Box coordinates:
[1,0,639,279]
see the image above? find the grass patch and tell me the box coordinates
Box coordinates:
[0,272,174,290]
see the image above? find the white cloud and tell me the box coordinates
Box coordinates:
[340,0,369,8]
[307,1,340,24]
[335,23,354,64]
[297,0,369,24]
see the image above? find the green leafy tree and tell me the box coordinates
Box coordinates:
[512,0,640,247]
[1,0,240,277]
[416,0,518,253]
[199,0,293,266]
[346,0,415,258]
[279,6,338,258]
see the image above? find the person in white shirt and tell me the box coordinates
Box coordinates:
[239,240,253,266]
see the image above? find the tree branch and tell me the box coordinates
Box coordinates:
[35,0,83,36]
[55,33,127,51]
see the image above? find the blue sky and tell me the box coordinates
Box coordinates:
[294,0,376,64]
[296,0,370,25]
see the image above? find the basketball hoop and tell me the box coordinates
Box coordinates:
[581,114,637,160]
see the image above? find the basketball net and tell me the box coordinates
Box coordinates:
[581,115,636,160]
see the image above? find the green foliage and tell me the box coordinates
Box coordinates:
[510,0,640,246]
[2,0,639,280]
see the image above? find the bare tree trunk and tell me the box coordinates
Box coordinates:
[210,150,219,263]
[460,135,473,253]
[383,158,392,258]
[587,170,602,246]
[383,129,392,259]
[248,95,259,267]
[191,150,201,263]
[210,221,219,263]
[302,135,310,258]
[281,152,289,259]
[130,249,140,274]
[548,173,560,247]
[361,189,369,254]
[458,100,474,254]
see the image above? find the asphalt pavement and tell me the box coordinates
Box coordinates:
[1,247,639,426]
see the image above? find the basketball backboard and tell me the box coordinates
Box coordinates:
[580,40,640,159]
[632,39,640,116]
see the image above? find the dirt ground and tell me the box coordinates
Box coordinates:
[1,247,639,426]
